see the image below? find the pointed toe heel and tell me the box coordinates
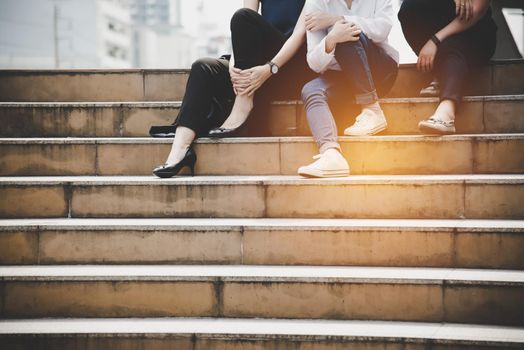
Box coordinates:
[152,147,197,178]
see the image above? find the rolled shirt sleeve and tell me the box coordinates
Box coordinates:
[343,0,394,44]
[305,0,335,73]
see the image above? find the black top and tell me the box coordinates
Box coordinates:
[261,0,305,39]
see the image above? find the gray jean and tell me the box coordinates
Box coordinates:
[302,36,398,153]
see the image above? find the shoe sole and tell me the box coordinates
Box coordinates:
[152,171,177,179]
[298,169,350,179]
[344,121,388,136]
[419,91,440,97]
[418,123,456,135]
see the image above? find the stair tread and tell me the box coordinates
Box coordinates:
[1,265,523,284]
[1,218,522,231]
[2,134,524,143]
[0,318,523,343]
[1,174,523,185]
[0,94,522,107]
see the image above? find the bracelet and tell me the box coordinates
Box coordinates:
[430,34,441,47]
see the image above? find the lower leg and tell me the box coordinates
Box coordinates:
[433,38,471,121]
[165,126,196,165]
[176,58,232,132]
[333,40,388,135]
[218,94,254,129]
[302,79,341,152]
[335,38,379,105]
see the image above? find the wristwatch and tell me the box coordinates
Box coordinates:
[267,61,279,75]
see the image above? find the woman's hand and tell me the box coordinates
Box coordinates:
[325,20,361,53]
[454,0,474,21]
[239,64,272,97]
[417,39,438,73]
[305,11,342,32]
[229,66,251,95]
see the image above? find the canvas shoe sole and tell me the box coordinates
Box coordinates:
[344,119,388,136]
[298,166,350,178]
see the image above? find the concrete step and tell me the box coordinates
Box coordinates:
[1,218,523,269]
[0,175,523,219]
[1,319,523,350]
[1,135,523,176]
[1,95,522,137]
[0,266,523,325]
[0,60,522,102]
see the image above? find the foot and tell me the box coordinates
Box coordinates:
[298,148,350,178]
[420,80,440,97]
[344,109,388,136]
[419,99,456,135]
[153,147,197,178]
[219,94,254,130]
[418,117,456,135]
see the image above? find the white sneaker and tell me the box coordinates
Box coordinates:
[298,148,350,178]
[418,116,456,135]
[420,80,440,97]
[344,109,388,136]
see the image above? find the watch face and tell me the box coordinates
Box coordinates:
[271,64,278,74]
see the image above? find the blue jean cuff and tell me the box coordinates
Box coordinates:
[355,90,379,105]
[319,142,341,154]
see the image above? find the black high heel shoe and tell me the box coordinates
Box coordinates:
[208,118,250,138]
[152,147,197,178]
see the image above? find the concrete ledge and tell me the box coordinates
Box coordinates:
[0,219,523,268]
[0,60,522,102]
[1,175,523,219]
[0,266,523,325]
[0,318,523,343]
[1,134,523,176]
[1,95,522,137]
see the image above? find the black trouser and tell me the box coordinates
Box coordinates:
[175,8,316,136]
[175,57,234,136]
[398,0,497,104]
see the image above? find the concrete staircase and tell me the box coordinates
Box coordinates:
[0,60,524,349]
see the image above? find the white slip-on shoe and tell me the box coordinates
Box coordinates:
[418,116,456,135]
[344,109,388,136]
[298,148,350,178]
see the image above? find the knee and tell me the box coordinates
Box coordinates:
[231,8,258,30]
[337,37,363,50]
[334,37,364,59]
[191,57,216,75]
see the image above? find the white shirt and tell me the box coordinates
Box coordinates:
[305,0,399,73]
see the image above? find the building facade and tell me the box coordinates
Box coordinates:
[0,0,133,69]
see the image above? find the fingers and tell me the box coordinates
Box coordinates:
[458,1,466,20]
[456,0,460,15]
[305,13,318,31]
[417,55,428,73]
[247,83,261,97]
[418,55,434,73]
[466,1,473,21]
[244,82,258,97]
